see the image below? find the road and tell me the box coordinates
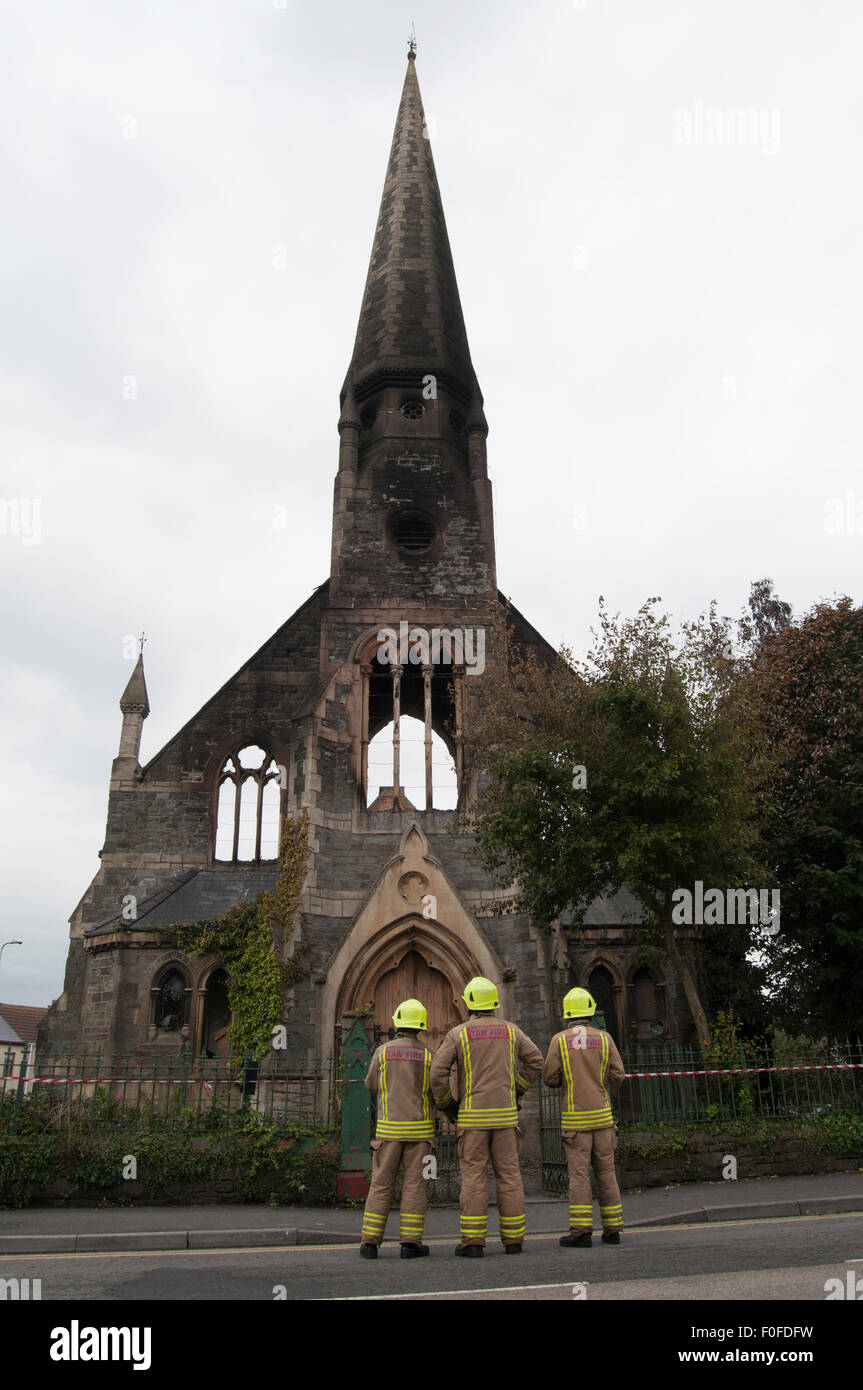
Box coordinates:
[2,1211,861,1301]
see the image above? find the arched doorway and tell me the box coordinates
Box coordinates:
[588,965,618,1045]
[374,948,461,1049]
[201,968,231,1059]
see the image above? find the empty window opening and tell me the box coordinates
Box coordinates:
[215,746,281,862]
[364,657,460,810]
[368,716,457,810]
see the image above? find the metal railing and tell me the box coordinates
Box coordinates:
[538,1038,863,1193]
[623,1038,863,1125]
[0,1047,338,1135]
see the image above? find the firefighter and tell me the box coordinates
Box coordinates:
[543,987,626,1247]
[430,976,543,1257]
[360,998,436,1259]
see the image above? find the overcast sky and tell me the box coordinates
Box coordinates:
[1,0,861,1009]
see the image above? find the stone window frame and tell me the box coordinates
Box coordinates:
[212,743,284,865]
[384,504,444,566]
[149,963,192,1034]
[353,631,463,813]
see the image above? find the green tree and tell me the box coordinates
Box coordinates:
[733,596,863,1037]
[470,598,767,1046]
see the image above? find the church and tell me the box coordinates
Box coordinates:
[40,49,693,1072]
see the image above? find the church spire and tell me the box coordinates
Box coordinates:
[342,51,481,410]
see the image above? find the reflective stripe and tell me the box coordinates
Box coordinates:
[561,1105,614,1130]
[600,1203,624,1229]
[361,1210,387,1241]
[422,1050,431,1125]
[508,1025,516,1111]
[460,1028,473,1113]
[560,1032,575,1114]
[457,1106,518,1128]
[379,1049,388,1124]
[376,1119,435,1139]
[499,1214,526,1236]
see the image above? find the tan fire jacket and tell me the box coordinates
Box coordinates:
[365,1032,436,1140]
[543,1024,626,1131]
[431,1016,543,1129]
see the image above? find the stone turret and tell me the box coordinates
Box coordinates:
[112,652,149,785]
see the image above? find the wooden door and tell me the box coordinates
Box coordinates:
[374,949,461,1049]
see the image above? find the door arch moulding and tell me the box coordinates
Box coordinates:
[320,821,505,1050]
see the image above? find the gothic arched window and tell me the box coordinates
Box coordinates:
[150,966,190,1032]
[214,745,281,863]
[361,644,463,812]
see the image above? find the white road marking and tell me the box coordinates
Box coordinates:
[329,1280,585,1300]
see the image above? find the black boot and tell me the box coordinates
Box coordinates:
[454,1244,484,1257]
[601,1231,621,1245]
[359,1242,378,1259]
[560,1231,592,1248]
[401,1243,430,1258]
[504,1244,523,1254]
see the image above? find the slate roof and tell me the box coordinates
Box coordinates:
[561,888,646,928]
[0,1011,24,1046]
[85,868,279,937]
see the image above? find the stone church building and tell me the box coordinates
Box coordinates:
[40,51,693,1073]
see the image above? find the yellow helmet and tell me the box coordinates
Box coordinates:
[462,976,499,1011]
[563,987,596,1019]
[393,998,427,1031]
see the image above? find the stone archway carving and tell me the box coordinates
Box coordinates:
[321,822,505,1052]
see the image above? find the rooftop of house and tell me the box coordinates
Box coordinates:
[0,1003,49,1044]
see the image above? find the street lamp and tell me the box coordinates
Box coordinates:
[0,940,23,983]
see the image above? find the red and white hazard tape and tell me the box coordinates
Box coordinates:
[1,1076,315,1087]
[2,1062,860,1086]
[625,1062,863,1079]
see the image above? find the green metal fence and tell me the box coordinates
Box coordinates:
[0,1048,337,1134]
[624,1039,863,1125]
[427,1117,460,1202]
[538,1038,863,1194]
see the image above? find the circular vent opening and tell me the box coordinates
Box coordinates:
[400,399,425,421]
[391,510,437,555]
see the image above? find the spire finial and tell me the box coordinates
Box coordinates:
[138,630,147,657]
[408,23,416,60]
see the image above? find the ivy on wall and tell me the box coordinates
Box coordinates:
[176,811,310,1062]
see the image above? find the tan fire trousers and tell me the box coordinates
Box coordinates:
[458,1128,525,1247]
[564,1127,624,1234]
[361,1138,433,1246]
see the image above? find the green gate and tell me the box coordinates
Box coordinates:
[538,1082,567,1194]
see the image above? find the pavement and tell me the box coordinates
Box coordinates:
[1,1169,861,1254]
